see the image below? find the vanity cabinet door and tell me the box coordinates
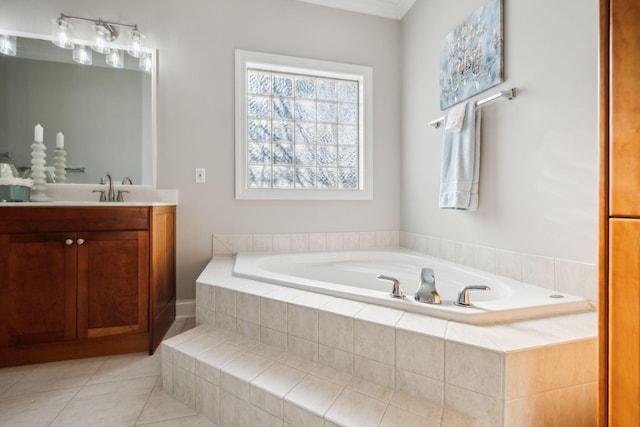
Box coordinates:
[0,232,77,347]
[77,231,149,339]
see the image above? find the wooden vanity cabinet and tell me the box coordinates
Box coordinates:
[0,206,176,368]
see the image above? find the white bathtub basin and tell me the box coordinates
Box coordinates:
[233,249,594,324]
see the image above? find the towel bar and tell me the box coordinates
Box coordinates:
[429,88,517,128]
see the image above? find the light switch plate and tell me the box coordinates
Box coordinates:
[195,168,206,183]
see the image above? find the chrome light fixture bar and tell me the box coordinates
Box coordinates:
[53,13,145,67]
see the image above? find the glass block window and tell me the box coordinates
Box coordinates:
[236,50,373,200]
[247,70,360,190]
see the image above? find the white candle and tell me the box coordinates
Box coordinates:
[34,124,43,143]
[56,132,64,149]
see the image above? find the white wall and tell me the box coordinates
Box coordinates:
[401,0,598,264]
[0,0,402,299]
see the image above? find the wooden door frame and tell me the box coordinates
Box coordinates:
[597,0,609,425]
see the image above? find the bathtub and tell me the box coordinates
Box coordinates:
[233,249,594,324]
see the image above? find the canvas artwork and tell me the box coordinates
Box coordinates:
[439,0,503,110]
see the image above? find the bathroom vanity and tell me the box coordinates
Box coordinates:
[0,204,176,367]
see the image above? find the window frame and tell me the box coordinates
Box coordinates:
[235,49,373,200]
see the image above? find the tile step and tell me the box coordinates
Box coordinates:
[161,324,477,427]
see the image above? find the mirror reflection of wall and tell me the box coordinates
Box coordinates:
[0,36,153,185]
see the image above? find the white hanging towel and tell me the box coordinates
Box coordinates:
[444,102,467,132]
[438,102,482,210]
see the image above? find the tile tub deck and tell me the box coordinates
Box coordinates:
[161,257,597,426]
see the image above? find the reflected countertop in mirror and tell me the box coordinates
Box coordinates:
[0,32,156,186]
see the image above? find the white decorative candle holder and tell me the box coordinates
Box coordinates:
[30,140,52,202]
[53,148,67,183]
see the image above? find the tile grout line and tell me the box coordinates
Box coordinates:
[440,319,451,425]
[131,374,162,426]
[45,385,84,427]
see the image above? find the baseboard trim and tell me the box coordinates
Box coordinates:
[176,299,195,319]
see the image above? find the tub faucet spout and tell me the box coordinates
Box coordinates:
[415,268,442,304]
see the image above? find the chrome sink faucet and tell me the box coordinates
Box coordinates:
[415,268,442,304]
[100,173,115,202]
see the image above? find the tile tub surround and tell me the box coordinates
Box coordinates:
[176,257,597,426]
[212,231,400,256]
[211,231,597,303]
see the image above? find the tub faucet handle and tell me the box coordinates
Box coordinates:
[455,285,491,307]
[377,274,405,299]
[415,268,442,304]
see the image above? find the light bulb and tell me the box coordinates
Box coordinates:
[127,30,145,58]
[72,45,92,65]
[0,34,17,56]
[91,24,111,54]
[139,53,152,73]
[52,18,74,49]
[106,49,124,69]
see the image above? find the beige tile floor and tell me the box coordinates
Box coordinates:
[0,318,217,427]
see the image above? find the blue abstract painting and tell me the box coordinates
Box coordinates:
[439,0,503,110]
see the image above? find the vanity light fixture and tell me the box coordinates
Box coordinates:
[52,13,145,67]
[0,34,17,56]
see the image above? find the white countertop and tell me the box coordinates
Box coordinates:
[0,186,178,207]
[1,201,176,207]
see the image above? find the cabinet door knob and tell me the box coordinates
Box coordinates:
[77,238,85,245]
[65,239,74,246]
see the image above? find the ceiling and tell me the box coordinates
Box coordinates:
[294,0,416,20]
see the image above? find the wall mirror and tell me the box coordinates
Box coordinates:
[0,31,156,186]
